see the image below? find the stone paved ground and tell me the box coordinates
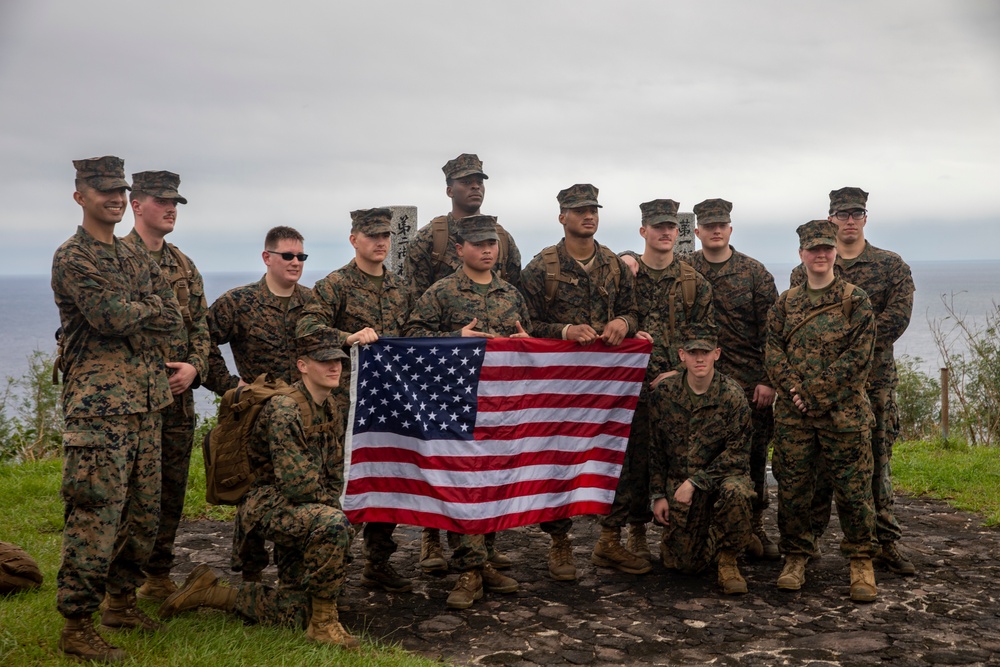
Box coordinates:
[172,495,1000,666]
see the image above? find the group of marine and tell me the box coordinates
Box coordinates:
[39,152,914,662]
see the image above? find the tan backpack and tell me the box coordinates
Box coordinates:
[430,216,512,280]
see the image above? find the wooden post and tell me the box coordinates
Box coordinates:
[940,367,949,440]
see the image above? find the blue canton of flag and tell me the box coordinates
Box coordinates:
[352,337,486,441]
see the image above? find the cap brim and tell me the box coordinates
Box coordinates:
[645,215,679,226]
[449,169,489,180]
[564,200,603,209]
[802,239,837,250]
[309,349,348,362]
[463,232,500,243]
[91,177,131,191]
[696,215,730,225]
[683,341,717,352]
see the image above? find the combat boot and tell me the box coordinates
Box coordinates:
[717,550,748,595]
[626,522,653,561]
[59,615,127,663]
[306,597,359,649]
[137,573,178,601]
[591,527,652,575]
[446,569,484,609]
[776,554,808,591]
[874,542,916,575]
[481,563,518,594]
[850,557,878,602]
[419,528,448,573]
[749,510,781,561]
[158,564,236,618]
[548,533,577,581]
[100,592,165,632]
[487,547,513,570]
[361,559,413,593]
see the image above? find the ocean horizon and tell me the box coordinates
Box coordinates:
[2,260,996,417]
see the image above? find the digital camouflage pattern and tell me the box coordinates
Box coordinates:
[233,380,350,620]
[121,230,211,575]
[403,212,523,297]
[131,170,187,204]
[828,186,869,214]
[297,258,411,564]
[350,207,392,235]
[640,199,680,225]
[443,153,489,180]
[205,277,315,394]
[73,155,130,192]
[52,227,182,418]
[405,271,531,339]
[456,214,500,243]
[692,198,733,226]
[648,370,754,572]
[791,241,914,545]
[766,276,878,558]
[521,240,638,341]
[556,183,602,209]
[57,412,162,615]
[623,251,715,378]
[688,248,777,508]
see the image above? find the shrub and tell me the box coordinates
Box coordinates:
[895,355,940,442]
[0,350,63,462]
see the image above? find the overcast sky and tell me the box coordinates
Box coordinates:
[1,1,997,278]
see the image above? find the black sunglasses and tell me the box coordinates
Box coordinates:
[266,250,308,261]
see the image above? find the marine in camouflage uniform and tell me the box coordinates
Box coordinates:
[520,184,640,581]
[689,198,779,560]
[612,199,715,570]
[766,220,878,603]
[403,154,519,573]
[790,187,916,575]
[403,153,522,297]
[296,208,413,593]
[159,328,358,649]
[648,326,753,594]
[53,156,183,661]
[205,226,315,581]
[121,171,211,601]
[403,214,523,609]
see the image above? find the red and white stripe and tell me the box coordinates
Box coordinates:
[342,337,651,533]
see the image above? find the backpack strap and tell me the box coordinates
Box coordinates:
[164,243,195,332]
[542,246,578,304]
[679,260,697,310]
[430,216,450,265]
[782,282,859,342]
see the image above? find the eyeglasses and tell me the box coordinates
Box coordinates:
[266,250,308,261]
[833,210,866,221]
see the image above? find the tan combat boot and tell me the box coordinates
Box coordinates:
[849,557,878,602]
[548,533,577,581]
[361,559,413,593]
[748,510,781,561]
[717,550,748,595]
[419,528,448,573]
[306,597,359,649]
[100,592,164,632]
[137,573,178,601]
[591,527,652,575]
[626,522,652,561]
[59,615,127,663]
[480,563,518,594]
[158,564,236,618]
[446,569,484,609]
[776,554,808,591]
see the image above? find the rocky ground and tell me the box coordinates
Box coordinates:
[172,495,1000,666]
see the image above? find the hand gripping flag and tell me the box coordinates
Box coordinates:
[341,336,651,533]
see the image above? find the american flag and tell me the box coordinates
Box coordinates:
[341,336,651,534]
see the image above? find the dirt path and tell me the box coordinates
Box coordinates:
[172,495,1000,666]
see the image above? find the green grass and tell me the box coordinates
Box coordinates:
[0,456,441,667]
[892,438,1000,526]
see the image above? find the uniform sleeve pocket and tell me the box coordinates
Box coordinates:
[61,430,122,507]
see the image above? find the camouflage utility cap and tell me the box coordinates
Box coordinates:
[132,171,187,204]
[829,187,868,214]
[693,198,732,225]
[295,326,348,361]
[640,199,680,225]
[457,214,499,243]
[443,153,488,180]
[558,184,602,209]
[73,155,130,191]
[350,208,392,235]
[680,323,719,352]
[797,219,839,249]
